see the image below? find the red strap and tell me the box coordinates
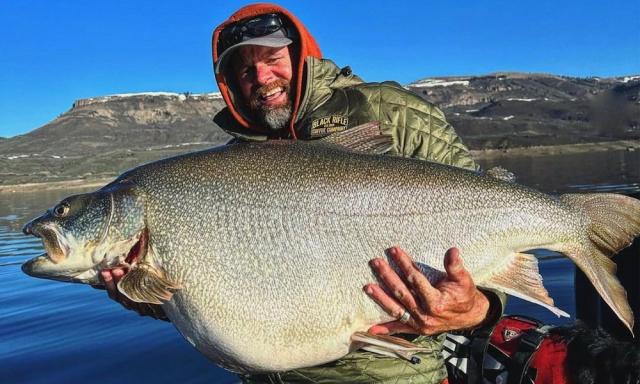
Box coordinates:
[529,337,569,384]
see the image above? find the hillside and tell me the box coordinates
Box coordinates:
[1,73,639,186]
[0,93,230,185]
[409,73,640,149]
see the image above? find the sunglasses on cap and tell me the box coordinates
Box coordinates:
[219,13,288,54]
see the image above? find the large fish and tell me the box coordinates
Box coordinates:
[22,123,640,373]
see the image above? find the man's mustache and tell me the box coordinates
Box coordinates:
[249,79,291,110]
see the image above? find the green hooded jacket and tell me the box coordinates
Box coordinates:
[215,56,480,172]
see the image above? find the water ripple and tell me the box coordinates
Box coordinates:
[0,220,236,384]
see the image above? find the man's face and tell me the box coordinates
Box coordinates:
[233,45,293,130]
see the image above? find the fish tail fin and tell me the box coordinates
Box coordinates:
[560,193,640,335]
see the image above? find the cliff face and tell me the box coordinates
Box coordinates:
[0,73,638,185]
[409,73,616,107]
[5,92,229,156]
[0,92,231,184]
[408,73,640,149]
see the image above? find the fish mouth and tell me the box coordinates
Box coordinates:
[21,220,76,281]
[41,227,69,263]
[22,226,148,284]
[21,254,56,278]
[26,223,69,264]
[21,253,81,282]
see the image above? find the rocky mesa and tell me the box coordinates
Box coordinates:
[1,73,638,186]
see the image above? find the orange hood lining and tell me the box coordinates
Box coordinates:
[212,3,322,139]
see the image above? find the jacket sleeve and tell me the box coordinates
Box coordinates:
[476,288,507,330]
[366,82,480,171]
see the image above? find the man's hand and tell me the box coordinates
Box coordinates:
[96,267,170,321]
[364,246,489,335]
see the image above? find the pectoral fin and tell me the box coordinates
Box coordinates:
[117,261,181,305]
[351,332,428,364]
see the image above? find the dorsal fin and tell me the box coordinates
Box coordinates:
[319,121,393,155]
[484,166,517,183]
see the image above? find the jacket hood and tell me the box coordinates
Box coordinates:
[212,3,322,138]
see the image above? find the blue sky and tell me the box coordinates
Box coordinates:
[1,0,639,138]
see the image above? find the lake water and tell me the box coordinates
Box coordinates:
[1,148,638,383]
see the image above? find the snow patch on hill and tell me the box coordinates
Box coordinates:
[410,79,470,88]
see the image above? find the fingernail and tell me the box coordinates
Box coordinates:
[388,247,398,257]
[369,259,380,267]
[365,286,373,295]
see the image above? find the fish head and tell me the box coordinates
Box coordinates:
[22,185,146,285]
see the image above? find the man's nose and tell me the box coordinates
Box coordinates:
[255,63,275,85]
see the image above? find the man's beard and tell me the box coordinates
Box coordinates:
[249,79,292,131]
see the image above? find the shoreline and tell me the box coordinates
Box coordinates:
[1,139,638,193]
[471,139,639,160]
[0,178,114,194]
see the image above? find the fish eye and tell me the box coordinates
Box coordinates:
[53,203,70,218]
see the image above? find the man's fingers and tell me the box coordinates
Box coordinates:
[443,248,471,284]
[364,284,411,320]
[389,247,439,305]
[369,258,419,312]
[101,270,118,300]
[111,267,127,284]
[367,321,417,335]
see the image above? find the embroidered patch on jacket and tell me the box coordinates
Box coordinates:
[310,114,349,136]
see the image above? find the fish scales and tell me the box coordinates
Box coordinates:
[123,142,583,371]
[22,139,640,374]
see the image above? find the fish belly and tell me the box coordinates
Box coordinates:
[138,142,583,372]
[151,199,573,372]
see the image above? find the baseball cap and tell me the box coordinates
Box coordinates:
[215,13,293,75]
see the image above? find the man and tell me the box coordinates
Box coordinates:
[102,3,504,383]
[212,5,478,171]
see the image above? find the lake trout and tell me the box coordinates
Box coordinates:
[21,123,640,373]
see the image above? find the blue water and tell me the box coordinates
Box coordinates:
[2,147,637,383]
[0,190,237,383]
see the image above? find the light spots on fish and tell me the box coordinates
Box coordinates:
[64,141,633,371]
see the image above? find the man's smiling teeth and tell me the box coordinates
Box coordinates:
[262,87,283,100]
